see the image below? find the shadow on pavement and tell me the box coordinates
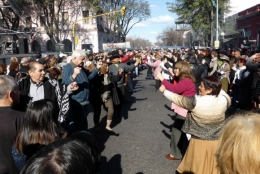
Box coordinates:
[100,154,123,174]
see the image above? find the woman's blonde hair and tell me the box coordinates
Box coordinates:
[155,54,161,60]
[174,61,195,82]
[216,111,260,174]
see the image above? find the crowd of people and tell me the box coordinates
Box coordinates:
[143,47,260,174]
[0,46,260,173]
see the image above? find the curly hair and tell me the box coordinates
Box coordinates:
[0,63,6,75]
[9,61,19,71]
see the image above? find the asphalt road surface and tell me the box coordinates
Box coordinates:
[87,70,180,174]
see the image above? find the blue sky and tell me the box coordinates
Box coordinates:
[127,0,260,45]
[128,0,177,44]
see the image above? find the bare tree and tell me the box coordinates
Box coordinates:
[157,26,183,46]
[94,0,150,42]
[126,36,151,49]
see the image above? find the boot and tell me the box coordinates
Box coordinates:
[106,120,113,131]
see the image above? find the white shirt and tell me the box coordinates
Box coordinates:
[29,80,44,102]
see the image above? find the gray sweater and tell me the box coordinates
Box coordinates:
[163,90,231,140]
[109,63,136,86]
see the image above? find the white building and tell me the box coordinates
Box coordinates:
[0,1,117,53]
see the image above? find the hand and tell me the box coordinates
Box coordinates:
[159,85,166,93]
[118,68,123,76]
[251,53,258,59]
[156,72,164,81]
[202,59,206,64]
[73,67,81,76]
[72,67,81,79]
[96,61,102,69]
[168,68,174,76]
[70,82,79,91]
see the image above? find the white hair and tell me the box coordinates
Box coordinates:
[72,50,86,59]
[0,75,17,99]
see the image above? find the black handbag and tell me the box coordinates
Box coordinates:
[112,86,120,105]
[109,72,121,105]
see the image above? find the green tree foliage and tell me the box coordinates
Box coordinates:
[166,0,231,45]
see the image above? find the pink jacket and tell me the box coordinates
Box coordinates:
[146,60,162,80]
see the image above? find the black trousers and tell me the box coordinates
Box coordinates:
[147,66,152,76]
[114,85,125,117]
[155,80,161,90]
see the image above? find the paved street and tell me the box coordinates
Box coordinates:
[87,70,180,174]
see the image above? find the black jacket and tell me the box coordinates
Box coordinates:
[16,76,70,125]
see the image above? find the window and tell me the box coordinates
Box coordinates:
[82,11,89,24]
[246,30,251,37]
[62,12,68,25]
[40,16,46,27]
[26,17,32,28]
[0,19,4,27]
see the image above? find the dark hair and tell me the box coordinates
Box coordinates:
[48,67,61,79]
[0,63,6,75]
[15,100,59,154]
[201,76,222,96]
[9,61,19,71]
[20,131,101,174]
[28,61,44,72]
[238,58,246,66]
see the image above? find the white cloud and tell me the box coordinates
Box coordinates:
[150,4,160,10]
[228,0,259,15]
[132,22,149,28]
[148,15,175,23]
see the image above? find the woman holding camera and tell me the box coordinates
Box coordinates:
[157,61,196,161]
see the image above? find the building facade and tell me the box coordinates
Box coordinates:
[236,3,260,47]
[0,1,117,53]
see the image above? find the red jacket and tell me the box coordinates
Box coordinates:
[120,53,136,63]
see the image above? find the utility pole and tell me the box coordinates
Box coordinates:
[211,0,219,49]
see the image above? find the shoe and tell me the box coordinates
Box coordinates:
[105,128,119,136]
[165,154,180,160]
